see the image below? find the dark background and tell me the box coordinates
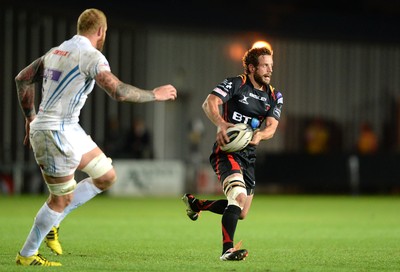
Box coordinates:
[1,0,400,195]
[5,0,400,43]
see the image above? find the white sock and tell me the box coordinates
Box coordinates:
[20,202,61,257]
[53,177,102,226]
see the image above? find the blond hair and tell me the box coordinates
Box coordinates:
[77,8,107,35]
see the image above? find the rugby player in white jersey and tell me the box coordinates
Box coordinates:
[15,8,177,266]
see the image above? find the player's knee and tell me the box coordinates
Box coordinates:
[82,153,116,190]
[92,168,117,191]
[235,192,247,208]
[239,209,248,220]
[46,178,77,197]
[48,193,74,212]
[226,186,247,209]
[223,174,247,209]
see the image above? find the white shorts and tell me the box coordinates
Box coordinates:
[30,124,97,177]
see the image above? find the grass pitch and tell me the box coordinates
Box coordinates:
[0,194,399,271]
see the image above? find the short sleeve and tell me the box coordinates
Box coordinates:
[211,76,243,103]
[81,50,111,79]
[269,91,283,120]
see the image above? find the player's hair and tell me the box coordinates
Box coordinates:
[77,8,107,35]
[242,47,272,74]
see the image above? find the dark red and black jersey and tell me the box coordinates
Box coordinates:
[208,74,285,191]
[211,74,283,129]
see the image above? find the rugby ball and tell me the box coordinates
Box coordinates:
[220,123,253,153]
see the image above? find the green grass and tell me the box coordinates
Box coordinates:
[1,194,399,271]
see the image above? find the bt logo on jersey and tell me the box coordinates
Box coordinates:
[232,111,252,123]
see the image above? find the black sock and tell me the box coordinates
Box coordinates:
[195,199,228,214]
[221,205,241,254]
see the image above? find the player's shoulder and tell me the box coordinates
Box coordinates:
[268,85,284,104]
[66,35,104,57]
[219,74,247,90]
[227,74,247,86]
[268,84,282,94]
[73,36,108,66]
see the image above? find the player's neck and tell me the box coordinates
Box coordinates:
[249,76,265,91]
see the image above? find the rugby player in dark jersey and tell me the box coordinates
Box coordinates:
[182,46,283,261]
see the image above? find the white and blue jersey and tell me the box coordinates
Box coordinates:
[30,35,110,131]
[29,35,110,177]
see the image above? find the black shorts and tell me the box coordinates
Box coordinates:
[209,144,256,195]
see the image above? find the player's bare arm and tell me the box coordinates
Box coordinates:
[95,71,177,103]
[250,116,279,145]
[15,57,43,119]
[202,94,232,145]
[15,57,43,147]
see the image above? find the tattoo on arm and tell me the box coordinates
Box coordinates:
[96,71,155,103]
[16,85,36,118]
[15,58,43,118]
[115,83,156,103]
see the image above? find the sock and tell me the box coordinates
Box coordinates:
[53,177,102,226]
[20,203,62,257]
[221,205,241,254]
[195,199,228,214]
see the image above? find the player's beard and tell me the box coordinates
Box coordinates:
[254,71,270,88]
[97,34,106,52]
[97,39,104,52]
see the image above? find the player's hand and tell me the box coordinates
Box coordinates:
[24,116,35,148]
[249,129,262,146]
[153,84,177,101]
[216,122,234,146]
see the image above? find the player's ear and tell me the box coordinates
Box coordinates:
[97,26,104,37]
[249,64,255,72]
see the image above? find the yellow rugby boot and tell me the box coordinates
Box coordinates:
[16,252,62,266]
[45,226,63,255]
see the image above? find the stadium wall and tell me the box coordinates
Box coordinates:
[1,4,399,195]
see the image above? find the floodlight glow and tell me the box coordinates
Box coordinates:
[251,41,272,51]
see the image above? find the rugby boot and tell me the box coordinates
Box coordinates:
[16,251,62,266]
[181,193,200,221]
[220,248,248,261]
[45,226,63,255]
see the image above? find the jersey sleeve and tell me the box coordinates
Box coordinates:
[268,90,283,120]
[210,76,243,103]
[81,50,111,79]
